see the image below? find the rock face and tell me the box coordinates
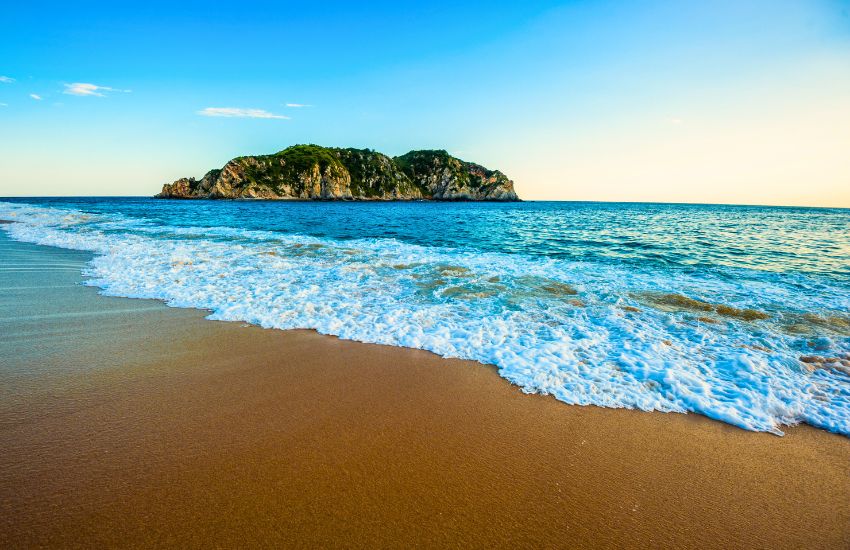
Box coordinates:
[156,145,519,201]
[394,150,518,201]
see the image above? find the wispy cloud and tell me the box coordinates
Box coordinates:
[63,82,131,97]
[29,94,42,100]
[0,76,14,84]
[285,103,312,108]
[197,107,290,119]
[0,102,7,107]
[669,117,683,125]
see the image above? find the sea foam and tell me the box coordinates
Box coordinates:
[2,201,848,436]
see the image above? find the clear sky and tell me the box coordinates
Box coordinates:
[1,0,849,206]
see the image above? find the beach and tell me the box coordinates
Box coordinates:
[5,0,850,546]
[1,231,849,548]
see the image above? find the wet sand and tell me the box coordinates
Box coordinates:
[1,232,848,548]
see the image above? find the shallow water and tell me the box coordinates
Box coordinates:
[1,198,848,435]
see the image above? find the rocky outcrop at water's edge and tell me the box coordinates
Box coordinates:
[156,145,519,201]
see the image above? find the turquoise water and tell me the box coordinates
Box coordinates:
[2,198,848,435]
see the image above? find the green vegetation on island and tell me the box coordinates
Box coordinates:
[157,144,519,201]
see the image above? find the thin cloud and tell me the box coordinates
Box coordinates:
[285,103,312,108]
[63,82,131,97]
[29,94,42,100]
[0,76,14,84]
[0,102,7,107]
[197,107,290,119]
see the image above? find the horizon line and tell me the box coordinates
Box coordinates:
[1,195,848,211]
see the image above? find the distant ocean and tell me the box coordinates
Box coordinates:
[2,198,848,435]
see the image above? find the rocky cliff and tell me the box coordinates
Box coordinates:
[394,149,518,201]
[156,145,519,201]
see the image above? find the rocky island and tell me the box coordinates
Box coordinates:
[156,144,519,201]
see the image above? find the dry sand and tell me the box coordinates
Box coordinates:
[1,233,848,548]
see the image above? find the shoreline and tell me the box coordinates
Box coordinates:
[1,232,849,547]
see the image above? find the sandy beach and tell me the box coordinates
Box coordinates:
[1,231,848,548]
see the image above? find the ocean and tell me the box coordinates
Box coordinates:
[1,197,848,436]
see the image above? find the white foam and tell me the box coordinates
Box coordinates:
[2,201,848,436]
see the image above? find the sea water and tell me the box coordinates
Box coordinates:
[1,198,848,435]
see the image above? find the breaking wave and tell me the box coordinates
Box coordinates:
[1,201,848,436]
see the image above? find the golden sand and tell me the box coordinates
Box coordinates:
[1,236,848,548]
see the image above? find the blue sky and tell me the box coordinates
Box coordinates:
[1,0,849,205]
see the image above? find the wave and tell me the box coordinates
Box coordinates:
[1,201,848,436]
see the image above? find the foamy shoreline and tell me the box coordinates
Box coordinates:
[2,200,849,436]
[1,232,849,548]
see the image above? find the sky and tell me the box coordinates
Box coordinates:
[1,0,849,206]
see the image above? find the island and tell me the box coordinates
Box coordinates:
[156,144,519,201]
